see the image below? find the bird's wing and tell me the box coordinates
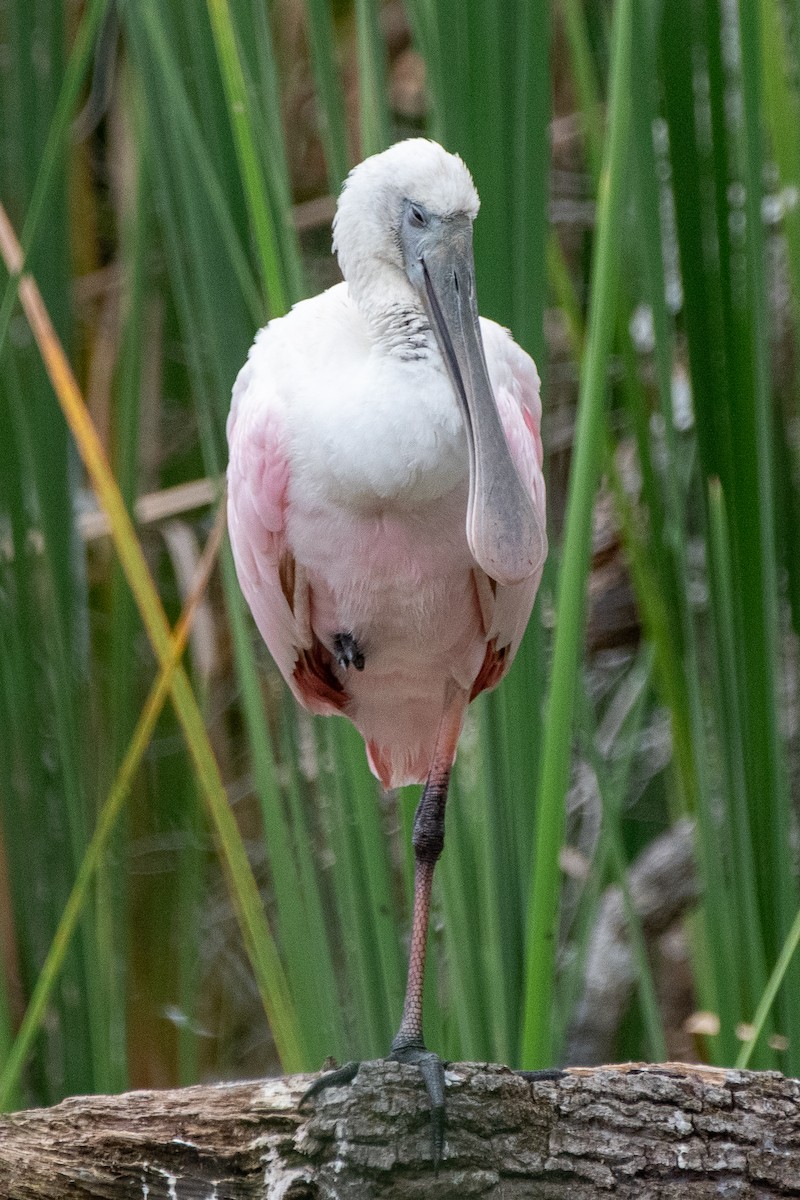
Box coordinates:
[470,319,547,700]
[227,327,349,716]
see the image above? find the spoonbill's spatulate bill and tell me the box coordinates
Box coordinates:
[227,139,547,1164]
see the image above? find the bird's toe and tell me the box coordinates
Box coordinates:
[298,1060,360,1108]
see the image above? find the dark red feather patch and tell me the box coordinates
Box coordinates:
[470,637,509,701]
[293,635,350,712]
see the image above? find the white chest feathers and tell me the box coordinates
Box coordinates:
[241,284,470,511]
[290,353,468,509]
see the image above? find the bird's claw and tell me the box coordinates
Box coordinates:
[390,1036,446,1171]
[298,1042,447,1171]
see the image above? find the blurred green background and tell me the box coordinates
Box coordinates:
[1,0,800,1110]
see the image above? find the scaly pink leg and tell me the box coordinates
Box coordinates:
[389,686,467,1166]
[394,686,466,1046]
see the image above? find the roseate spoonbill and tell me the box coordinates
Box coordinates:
[226,138,547,1162]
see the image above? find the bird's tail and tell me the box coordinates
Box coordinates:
[365,738,436,790]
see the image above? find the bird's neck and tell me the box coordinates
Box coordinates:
[369,298,433,359]
[348,269,434,360]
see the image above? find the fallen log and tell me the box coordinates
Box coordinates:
[1,1061,798,1198]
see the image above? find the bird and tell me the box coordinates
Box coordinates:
[226,138,547,1164]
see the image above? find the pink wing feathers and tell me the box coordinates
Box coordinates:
[227,348,350,717]
[470,321,547,702]
[483,319,545,511]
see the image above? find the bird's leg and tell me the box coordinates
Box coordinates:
[388,685,467,1166]
[300,686,466,1170]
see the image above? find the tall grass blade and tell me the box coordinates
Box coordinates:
[231,0,306,304]
[560,0,604,181]
[0,0,108,355]
[512,0,551,362]
[706,479,771,1063]
[761,0,800,635]
[577,668,667,1062]
[736,4,796,1013]
[206,0,290,314]
[100,92,153,1100]
[277,707,349,1061]
[520,0,632,1069]
[436,772,491,1058]
[736,905,800,1070]
[354,0,391,156]
[303,0,350,190]
[316,724,389,1058]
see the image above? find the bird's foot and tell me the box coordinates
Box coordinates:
[389,1034,446,1169]
[332,632,365,671]
[298,1038,447,1171]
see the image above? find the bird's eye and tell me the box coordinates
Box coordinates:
[408,203,427,228]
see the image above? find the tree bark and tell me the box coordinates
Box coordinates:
[1,1061,798,1198]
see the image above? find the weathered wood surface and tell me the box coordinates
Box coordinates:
[1,1061,799,1198]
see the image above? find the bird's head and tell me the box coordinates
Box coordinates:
[333,139,542,586]
[333,139,479,300]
